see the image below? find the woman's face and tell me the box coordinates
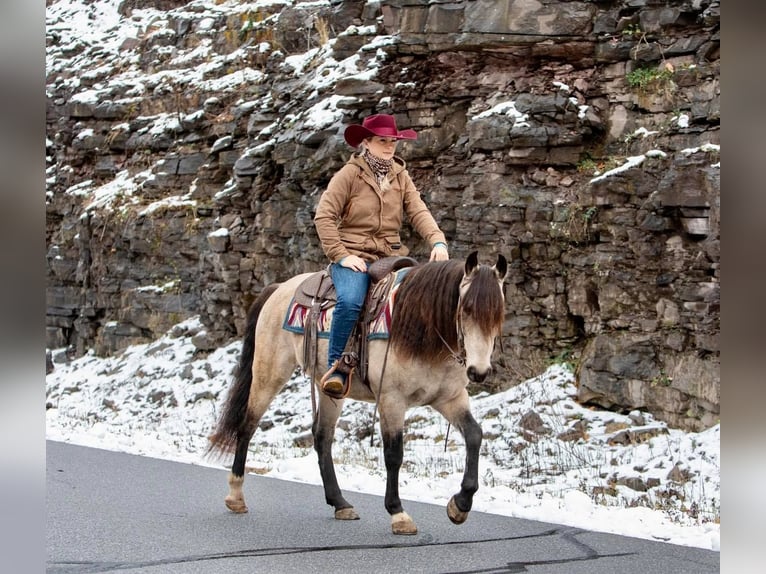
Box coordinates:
[364,136,399,160]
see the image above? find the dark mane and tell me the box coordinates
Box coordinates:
[390,260,506,364]
[389,260,464,363]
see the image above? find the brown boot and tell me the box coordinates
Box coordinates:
[320,371,345,398]
[320,353,357,399]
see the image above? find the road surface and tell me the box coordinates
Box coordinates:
[46,441,719,573]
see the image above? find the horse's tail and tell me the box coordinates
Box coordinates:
[207,283,281,457]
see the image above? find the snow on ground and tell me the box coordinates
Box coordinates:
[46,317,720,551]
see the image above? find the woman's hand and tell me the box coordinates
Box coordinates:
[430,243,449,261]
[340,254,368,272]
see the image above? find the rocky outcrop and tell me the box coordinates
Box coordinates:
[46,0,720,430]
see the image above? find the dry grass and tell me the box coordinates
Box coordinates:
[315,17,331,46]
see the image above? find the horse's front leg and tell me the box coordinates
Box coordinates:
[433,390,482,525]
[380,408,418,535]
[446,410,482,524]
[313,395,359,520]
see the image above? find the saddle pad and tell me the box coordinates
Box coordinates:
[282,299,334,338]
[367,278,404,340]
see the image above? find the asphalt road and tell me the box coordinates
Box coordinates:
[46,441,719,574]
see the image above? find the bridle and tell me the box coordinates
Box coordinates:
[435,294,466,366]
[435,275,506,367]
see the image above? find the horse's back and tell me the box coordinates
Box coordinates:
[255,272,313,334]
[252,273,313,371]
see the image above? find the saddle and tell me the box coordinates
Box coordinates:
[296,256,418,393]
[293,255,418,308]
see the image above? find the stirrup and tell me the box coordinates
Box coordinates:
[320,353,358,399]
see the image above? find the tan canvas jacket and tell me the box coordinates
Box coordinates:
[314,154,447,263]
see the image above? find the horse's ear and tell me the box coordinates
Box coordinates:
[465,251,479,275]
[494,254,508,280]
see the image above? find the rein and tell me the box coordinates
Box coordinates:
[434,298,466,452]
[435,327,465,366]
[369,336,393,446]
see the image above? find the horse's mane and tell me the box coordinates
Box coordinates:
[390,260,504,364]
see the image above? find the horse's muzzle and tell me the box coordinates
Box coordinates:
[466,365,491,383]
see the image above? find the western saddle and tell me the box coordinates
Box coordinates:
[295,256,418,395]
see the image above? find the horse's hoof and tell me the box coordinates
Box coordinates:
[447,496,469,524]
[225,497,249,514]
[335,507,360,520]
[391,511,418,535]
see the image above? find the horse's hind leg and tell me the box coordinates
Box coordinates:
[225,429,255,513]
[224,350,298,515]
[223,364,294,513]
[211,280,303,515]
[434,393,482,525]
[313,396,359,520]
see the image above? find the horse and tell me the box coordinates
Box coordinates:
[207,251,508,535]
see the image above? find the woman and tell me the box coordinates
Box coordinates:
[314,113,449,397]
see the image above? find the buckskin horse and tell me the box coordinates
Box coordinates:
[208,251,507,534]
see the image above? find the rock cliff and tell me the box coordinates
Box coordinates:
[46,0,720,430]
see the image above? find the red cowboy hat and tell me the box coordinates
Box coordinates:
[343,114,418,148]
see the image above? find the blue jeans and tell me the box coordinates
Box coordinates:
[328,262,370,369]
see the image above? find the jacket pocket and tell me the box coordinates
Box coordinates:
[383,235,409,257]
[384,235,402,251]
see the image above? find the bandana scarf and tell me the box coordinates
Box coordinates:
[363,148,393,186]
